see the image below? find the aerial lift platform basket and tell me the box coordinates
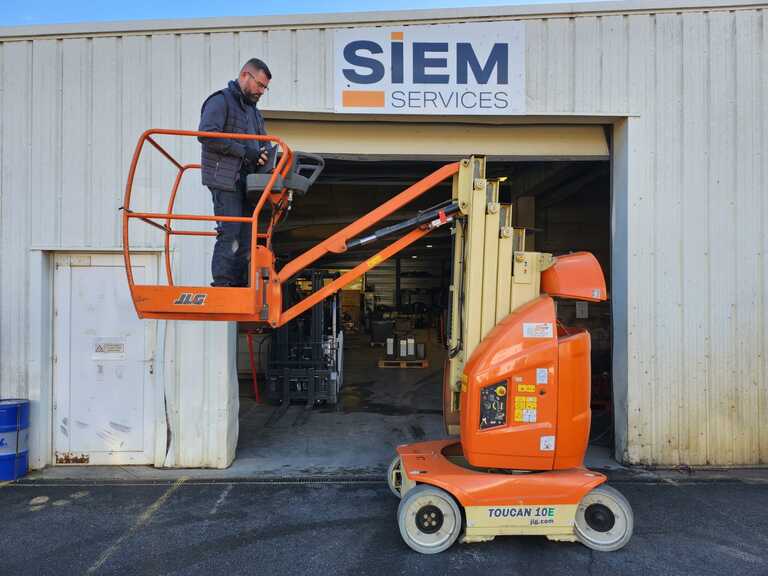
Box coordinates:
[122,130,632,554]
[122,129,459,326]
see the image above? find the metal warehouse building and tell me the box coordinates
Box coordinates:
[0,0,766,472]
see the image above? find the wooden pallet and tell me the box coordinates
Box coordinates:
[378,359,429,369]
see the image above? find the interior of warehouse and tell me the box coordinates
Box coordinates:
[232,146,613,472]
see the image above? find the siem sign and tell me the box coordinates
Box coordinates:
[334,22,525,115]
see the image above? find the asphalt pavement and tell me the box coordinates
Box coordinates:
[1,471,767,575]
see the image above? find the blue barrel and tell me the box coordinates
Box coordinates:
[0,399,30,480]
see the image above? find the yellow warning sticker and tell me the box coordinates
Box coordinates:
[517,384,535,393]
[513,396,537,422]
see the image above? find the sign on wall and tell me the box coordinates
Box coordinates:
[334,22,525,115]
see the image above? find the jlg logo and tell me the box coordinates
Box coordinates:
[174,293,207,306]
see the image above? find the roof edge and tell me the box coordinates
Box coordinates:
[1,1,765,40]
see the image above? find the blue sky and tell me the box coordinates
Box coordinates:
[1,0,608,27]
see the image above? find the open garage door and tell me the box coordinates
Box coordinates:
[233,123,614,476]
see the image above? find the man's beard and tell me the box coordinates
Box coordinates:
[245,89,261,104]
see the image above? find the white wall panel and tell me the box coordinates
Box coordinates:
[679,11,710,465]
[734,10,762,464]
[60,38,91,246]
[210,33,238,93]
[1,4,766,466]
[525,20,547,114]
[760,9,768,465]
[265,30,295,110]
[91,37,121,248]
[121,35,153,248]
[149,34,179,252]
[238,30,268,74]
[601,16,628,113]
[707,11,739,466]
[574,17,600,113]
[625,14,655,465]
[0,42,31,399]
[545,18,573,113]
[296,29,325,111]
[653,13,684,465]
[31,40,60,247]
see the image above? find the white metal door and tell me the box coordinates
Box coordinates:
[53,253,156,465]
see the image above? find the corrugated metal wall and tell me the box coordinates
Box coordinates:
[522,7,766,466]
[1,3,766,466]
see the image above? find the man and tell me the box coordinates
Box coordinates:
[199,58,272,287]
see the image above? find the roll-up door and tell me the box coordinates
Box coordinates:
[266,121,609,160]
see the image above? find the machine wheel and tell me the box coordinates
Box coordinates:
[398,485,463,554]
[387,456,403,498]
[575,484,634,552]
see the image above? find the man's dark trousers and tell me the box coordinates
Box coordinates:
[210,185,252,287]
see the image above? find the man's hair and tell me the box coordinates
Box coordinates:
[242,58,272,80]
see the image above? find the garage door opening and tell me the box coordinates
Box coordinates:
[233,152,613,474]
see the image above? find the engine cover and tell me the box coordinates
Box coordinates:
[460,295,591,471]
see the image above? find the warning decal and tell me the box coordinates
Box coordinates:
[95,343,124,354]
[514,396,537,423]
[523,323,553,339]
[92,337,127,360]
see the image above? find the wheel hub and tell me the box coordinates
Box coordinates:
[584,503,615,533]
[415,504,444,534]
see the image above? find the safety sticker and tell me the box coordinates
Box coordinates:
[522,410,537,422]
[523,323,553,339]
[92,338,126,361]
[540,436,555,451]
[517,384,535,393]
[536,368,549,385]
[514,396,537,422]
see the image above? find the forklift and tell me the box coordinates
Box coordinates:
[122,129,633,554]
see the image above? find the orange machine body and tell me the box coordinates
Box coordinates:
[397,440,606,509]
[459,295,593,471]
[399,251,608,507]
[541,251,607,302]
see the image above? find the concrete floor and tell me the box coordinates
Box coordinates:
[27,328,622,481]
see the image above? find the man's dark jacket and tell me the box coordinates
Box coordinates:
[198,80,266,191]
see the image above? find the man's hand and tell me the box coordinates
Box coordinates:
[245,147,269,167]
